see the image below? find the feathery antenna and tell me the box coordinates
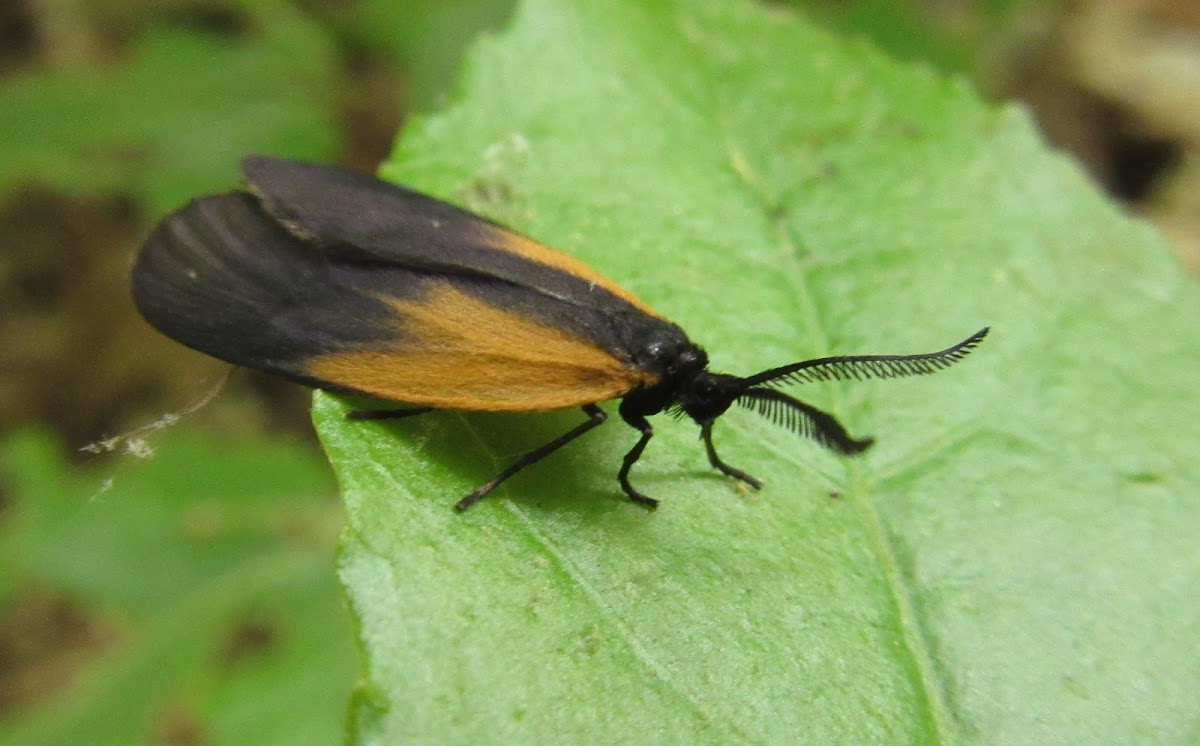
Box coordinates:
[736,387,873,455]
[743,327,989,389]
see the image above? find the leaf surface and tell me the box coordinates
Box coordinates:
[319,1,1200,742]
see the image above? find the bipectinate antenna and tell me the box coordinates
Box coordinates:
[743,327,989,389]
[730,327,988,456]
[735,387,873,455]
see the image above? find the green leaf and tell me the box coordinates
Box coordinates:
[318,0,1200,741]
[0,430,355,746]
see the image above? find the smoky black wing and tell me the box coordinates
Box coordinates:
[240,156,661,319]
[130,192,403,389]
[130,192,666,409]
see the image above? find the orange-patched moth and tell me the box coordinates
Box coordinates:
[132,156,987,510]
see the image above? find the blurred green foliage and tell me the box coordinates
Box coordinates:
[0,6,338,214]
[0,430,351,745]
[0,0,518,212]
[776,0,1036,79]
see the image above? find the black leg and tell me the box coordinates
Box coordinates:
[617,403,659,509]
[455,404,607,511]
[701,421,763,490]
[347,406,434,421]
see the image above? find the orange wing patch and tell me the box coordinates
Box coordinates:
[302,283,658,411]
[476,223,663,318]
